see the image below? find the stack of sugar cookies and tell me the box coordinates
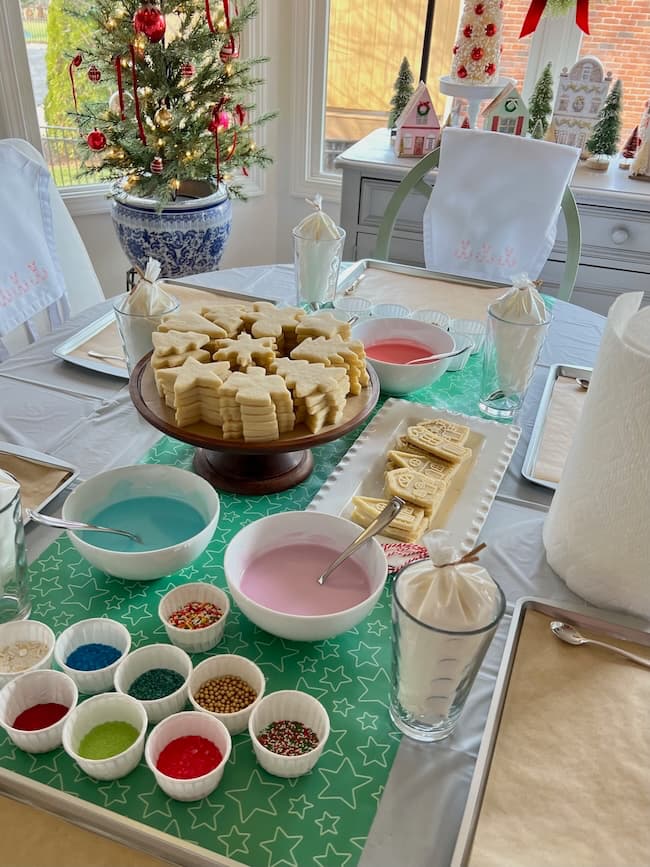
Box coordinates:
[148,303,369,442]
[350,418,472,542]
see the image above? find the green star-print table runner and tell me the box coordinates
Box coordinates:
[0,346,516,867]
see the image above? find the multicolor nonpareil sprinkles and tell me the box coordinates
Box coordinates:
[257,720,319,756]
[167,601,223,630]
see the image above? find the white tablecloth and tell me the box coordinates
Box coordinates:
[2,264,641,867]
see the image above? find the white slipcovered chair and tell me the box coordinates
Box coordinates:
[0,138,105,358]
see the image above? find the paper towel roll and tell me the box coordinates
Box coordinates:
[543,292,650,617]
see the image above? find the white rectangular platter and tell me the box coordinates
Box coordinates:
[308,399,521,553]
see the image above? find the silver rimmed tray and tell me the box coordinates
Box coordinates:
[451,597,650,867]
[53,283,278,380]
[52,311,127,379]
[0,441,78,521]
[521,363,592,490]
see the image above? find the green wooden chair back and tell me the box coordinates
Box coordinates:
[374,145,582,303]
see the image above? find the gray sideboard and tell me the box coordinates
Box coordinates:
[336,128,650,314]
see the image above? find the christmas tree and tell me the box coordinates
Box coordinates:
[72,0,275,204]
[388,57,414,129]
[528,62,553,135]
[530,118,544,140]
[451,0,503,85]
[586,79,623,157]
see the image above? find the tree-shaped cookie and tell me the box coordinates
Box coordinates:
[272,358,349,402]
[159,311,228,340]
[219,367,295,440]
[213,334,277,370]
[201,303,253,338]
[152,329,210,356]
[296,312,352,341]
[290,337,369,394]
[242,302,305,351]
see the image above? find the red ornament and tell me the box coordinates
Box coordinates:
[452,44,459,55]
[485,62,496,76]
[87,64,101,83]
[181,61,196,78]
[474,3,485,12]
[71,53,82,68]
[87,129,107,151]
[133,4,166,43]
[463,24,473,37]
[471,47,484,61]
[457,66,468,79]
[150,156,164,174]
[485,22,497,36]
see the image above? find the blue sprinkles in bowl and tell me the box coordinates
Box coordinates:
[65,643,122,671]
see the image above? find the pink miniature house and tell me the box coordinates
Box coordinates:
[394,81,441,158]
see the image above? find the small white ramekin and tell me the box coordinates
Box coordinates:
[248,690,330,778]
[188,654,265,735]
[145,710,232,801]
[450,318,486,355]
[0,620,55,689]
[372,302,411,319]
[0,669,78,753]
[158,583,230,653]
[411,309,451,330]
[114,643,192,724]
[54,618,131,695]
[62,692,147,780]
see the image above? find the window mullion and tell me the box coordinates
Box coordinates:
[522,14,583,104]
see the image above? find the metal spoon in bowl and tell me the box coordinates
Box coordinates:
[550,621,650,669]
[404,345,472,366]
[317,497,405,586]
[26,509,143,544]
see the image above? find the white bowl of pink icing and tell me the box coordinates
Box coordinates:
[223,511,388,641]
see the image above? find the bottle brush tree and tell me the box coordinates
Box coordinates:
[587,79,623,157]
[388,57,414,129]
[528,62,553,135]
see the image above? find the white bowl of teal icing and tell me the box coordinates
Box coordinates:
[62,465,220,581]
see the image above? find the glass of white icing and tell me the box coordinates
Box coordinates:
[390,531,505,742]
[113,258,178,373]
[0,470,31,623]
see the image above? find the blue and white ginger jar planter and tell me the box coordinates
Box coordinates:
[111,180,232,278]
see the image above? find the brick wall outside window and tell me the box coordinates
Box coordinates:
[500,0,650,144]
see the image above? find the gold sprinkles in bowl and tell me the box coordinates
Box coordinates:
[194,675,258,714]
[167,601,223,630]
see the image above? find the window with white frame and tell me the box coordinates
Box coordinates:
[291,0,650,199]
[0,0,267,208]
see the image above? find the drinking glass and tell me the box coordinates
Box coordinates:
[293,227,346,311]
[0,470,31,623]
[478,304,551,420]
[390,561,505,742]
[113,293,179,374]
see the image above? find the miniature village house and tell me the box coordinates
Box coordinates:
[393,81,441,157]
[481,83,528,135]
[549,56,612,152]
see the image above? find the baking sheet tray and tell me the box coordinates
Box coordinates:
[0,441,78,522]
[521,363,592,490]
[337,259,507,321]
[52,283,277,380]
[451,597,650,867]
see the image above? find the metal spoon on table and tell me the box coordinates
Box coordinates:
[317,497,405,586]
[26,509,143,544]
[550,621,650,669]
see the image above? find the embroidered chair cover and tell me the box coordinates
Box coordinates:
[422,128,580,284]
[0,141,73,359]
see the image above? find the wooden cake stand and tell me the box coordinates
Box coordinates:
[129,354,380,494]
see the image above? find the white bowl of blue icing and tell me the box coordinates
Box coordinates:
[62,465,220,581]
